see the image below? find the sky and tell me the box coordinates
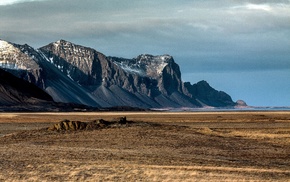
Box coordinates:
[0,0,289,106]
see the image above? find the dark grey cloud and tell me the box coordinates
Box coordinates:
[0,0,289,106]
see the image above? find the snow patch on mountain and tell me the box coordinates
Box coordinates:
[37,49,50,62]
[0,40,29,70]
[37,49,66,73]
[156,60,168,75]
[0,62,19,70]
[136,54,172,77]
[0,40,15,52]
[113,61,146,76]
[110,54,172,78]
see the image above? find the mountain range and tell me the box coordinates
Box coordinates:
[0,39,243,109]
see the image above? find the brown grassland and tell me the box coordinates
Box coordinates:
[0,111,289,181]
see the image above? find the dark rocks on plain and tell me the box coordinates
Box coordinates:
[48,117,129,131]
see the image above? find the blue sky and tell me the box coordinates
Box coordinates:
[0,0,289,106]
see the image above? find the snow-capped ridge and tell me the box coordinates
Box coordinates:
[0,40,17,53]
[110,54,173,77]
[0,40,20,70]
[136,54,173,75]
[0,40,35,70]
[52,39,96,52]
[113,61,146,76]
[137,54,173,61]
[54,39,69,44]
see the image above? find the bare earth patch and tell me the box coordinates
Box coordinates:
[0,111,289,181]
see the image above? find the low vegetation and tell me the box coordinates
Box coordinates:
[0,112,289,181]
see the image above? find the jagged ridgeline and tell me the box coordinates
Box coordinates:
[0,39,241,108]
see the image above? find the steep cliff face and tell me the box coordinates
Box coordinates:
[108,54,183,96]
[39,40,103,86]
[107,54,195,107]
[0,39,238,108]
[183,80,236,107]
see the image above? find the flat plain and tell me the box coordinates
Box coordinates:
[0,111,289,181]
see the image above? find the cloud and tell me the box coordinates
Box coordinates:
[0,0,289,69]
[0,0,45,6]
[0,0,289,106]
[231,3,273,11]
[1,0,289,35]
[246,4,272,11]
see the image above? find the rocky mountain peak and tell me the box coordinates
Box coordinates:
[137,54,174,76]
[0,40,40,70]
[0,40,21,68]
[54,39,69,45]
[44,39,97,56]
[39,40,106,87]
[109,54,174,78]
[137,54,173,63]
[0,40,14,51]
[51,39,94,53]
[52,39,76,47]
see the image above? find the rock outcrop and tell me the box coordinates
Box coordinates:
[48,117,129,131]
[236,100,248,107]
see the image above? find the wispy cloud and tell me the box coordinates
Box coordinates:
[0,0,45,6]
[231,3,272,11]
[0,0,289,106]
[246,4,272,11]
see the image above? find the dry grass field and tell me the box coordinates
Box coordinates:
[0,111,289,181]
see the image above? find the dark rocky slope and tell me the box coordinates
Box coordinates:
[183,81,236,107]
[0,68,53,106]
